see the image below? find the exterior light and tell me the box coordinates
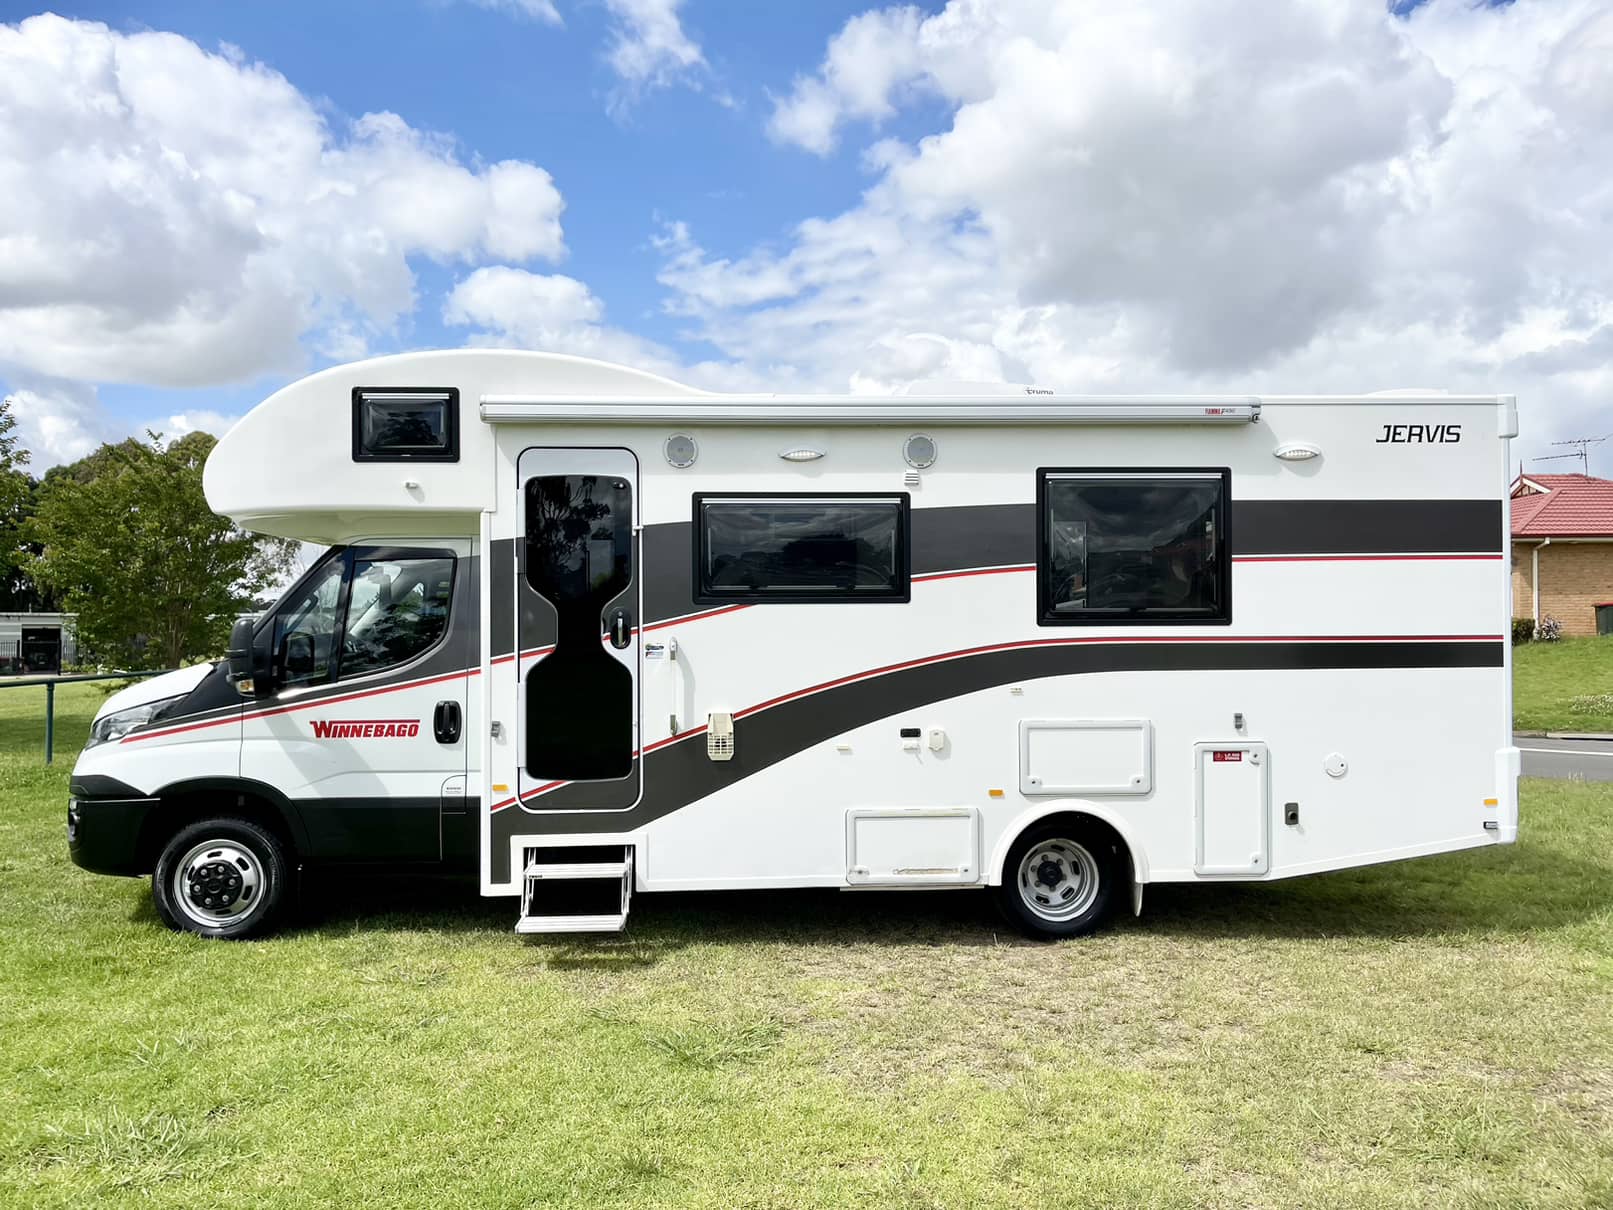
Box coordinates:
[779,448,825,462]
[1273,443,1321,462]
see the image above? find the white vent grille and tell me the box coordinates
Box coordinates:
[706,712,735,761]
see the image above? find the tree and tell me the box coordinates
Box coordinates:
[0,395,38,608]
[29,431,297,668]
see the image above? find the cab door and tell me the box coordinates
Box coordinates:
[515,448,641,810]
[241,542,469,861]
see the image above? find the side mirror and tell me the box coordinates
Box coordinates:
[226,617,269,697]
[283,632,317,677]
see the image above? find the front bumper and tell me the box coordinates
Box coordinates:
[68,796,160,877]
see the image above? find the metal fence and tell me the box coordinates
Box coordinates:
[0,671,174,764]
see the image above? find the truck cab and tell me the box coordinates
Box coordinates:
[69,538,479,937]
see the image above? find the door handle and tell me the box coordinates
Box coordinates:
[433,700,462,744]
[609,608,631,650]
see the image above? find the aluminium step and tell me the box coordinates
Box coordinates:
[516,848,634,936]
[522,861,630,880]
[515,913,628,935]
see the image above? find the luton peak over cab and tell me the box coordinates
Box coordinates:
[67,350,1520,940]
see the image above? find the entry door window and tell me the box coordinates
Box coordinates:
[523,474,635,781]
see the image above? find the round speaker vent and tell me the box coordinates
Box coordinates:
[903,433,937,469]
[664,434,698,469]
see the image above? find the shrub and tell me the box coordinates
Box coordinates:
[1535,616,1563,642]
[1512,617,1535,645]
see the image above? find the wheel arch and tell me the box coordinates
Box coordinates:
[137,778,309,871]
[987,803,1146,887]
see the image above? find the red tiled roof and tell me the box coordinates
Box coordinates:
[1510,474,1613,537]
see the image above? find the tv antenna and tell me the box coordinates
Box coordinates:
[1532,435,1607,476]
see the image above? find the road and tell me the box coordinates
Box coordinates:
[1516,735,1613,781]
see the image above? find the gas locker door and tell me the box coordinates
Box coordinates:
[515,449,642,810]
[1194,742,1270,875]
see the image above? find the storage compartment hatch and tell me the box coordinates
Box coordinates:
[1020,719,1153,795]
[846,808,979,885]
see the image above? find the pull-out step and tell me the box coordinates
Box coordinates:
[516,846,633,935]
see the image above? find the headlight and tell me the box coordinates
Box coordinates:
[84,696,187,749]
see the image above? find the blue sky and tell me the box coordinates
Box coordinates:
[0,0,1607,473]
[0,0,948,437]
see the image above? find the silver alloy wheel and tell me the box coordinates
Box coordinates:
[171,840,263,928]
[1016,838,1101,923]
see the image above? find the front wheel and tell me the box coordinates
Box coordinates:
[152,818,290,940]
[996,822,1121,940]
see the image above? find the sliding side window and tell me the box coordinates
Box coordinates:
[1038,470,1230,625]
[694,494,910,603]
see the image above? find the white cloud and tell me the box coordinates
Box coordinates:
[0,13,568,394]
[442,264,779,393]
[603,0,707,111]
[457,0,563,25]
[4,383,113,467]
[443,266,679,375]
[162,410,243,440]
[767,5,927,154]
[660,0,1613,464]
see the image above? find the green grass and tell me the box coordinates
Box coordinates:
[2,684,1611,1208]
[1514,637,1613,733]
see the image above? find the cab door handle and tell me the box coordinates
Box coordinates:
[433,700,462,744]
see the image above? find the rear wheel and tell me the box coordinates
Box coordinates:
[996,821,1121,940]
[152,818,290,940]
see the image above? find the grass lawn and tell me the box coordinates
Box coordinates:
[1514,637,1613,733]
[1,684,1610,1208]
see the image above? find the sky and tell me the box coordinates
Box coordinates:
[0,0,1609,476]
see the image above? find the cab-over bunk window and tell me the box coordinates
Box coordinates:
[1037,469,1230,625]
[352,389,459,462]
[694,493,910,603]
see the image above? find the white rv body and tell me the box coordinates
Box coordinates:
[70,349,1519,938]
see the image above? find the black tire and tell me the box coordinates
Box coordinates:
[151,818,291,940]
[995,820,1122,940]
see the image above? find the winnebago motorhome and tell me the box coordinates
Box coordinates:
[67,351,1520,940]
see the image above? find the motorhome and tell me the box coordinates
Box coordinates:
[67,350,1520,939]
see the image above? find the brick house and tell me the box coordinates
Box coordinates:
[1511,473,1613,636]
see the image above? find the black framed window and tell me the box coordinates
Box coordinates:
[694,493,910,603]
[268,546,455,684]
[1038,469,1230,625]
[352,389,459,462]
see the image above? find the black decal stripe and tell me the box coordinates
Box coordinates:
[912,503,1036,573]
[488,499,1503,658]
[1236,500,1502,555]
[487,637,1503,880]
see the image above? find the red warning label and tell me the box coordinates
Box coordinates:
[1212,751,1243,762]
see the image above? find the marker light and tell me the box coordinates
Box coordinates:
[779,448,826,462]
[1274,442,1322,462]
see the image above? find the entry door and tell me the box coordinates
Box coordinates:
[516,448,641,809]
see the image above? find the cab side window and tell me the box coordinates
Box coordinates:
[270,549,454,687]
[340,557,454,678]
